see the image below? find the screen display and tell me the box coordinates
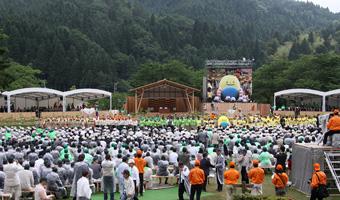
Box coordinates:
[206,60,253,103]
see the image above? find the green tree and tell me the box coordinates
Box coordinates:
[0,30,9,71]
[0,62,42,90]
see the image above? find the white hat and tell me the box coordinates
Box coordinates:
[128,159,135,164]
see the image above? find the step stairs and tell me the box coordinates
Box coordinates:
[324,150,340,194]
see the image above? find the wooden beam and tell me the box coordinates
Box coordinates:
[185,90,192,112]
[192,92,195,112]
[137,89,144,112]
[135,91,137,114]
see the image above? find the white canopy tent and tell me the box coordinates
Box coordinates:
[2,88,64,113]
[2,88,112,113]
[274,89,326,112]
[63,89,112,112]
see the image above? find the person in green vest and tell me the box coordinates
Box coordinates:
[48,130,56,141]
[84,148,93,164]
[59,147,74,161]
[5,130,11,141]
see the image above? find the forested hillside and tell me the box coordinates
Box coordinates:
[0,0,339,100]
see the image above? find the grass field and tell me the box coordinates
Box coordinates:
[78,175,339,200]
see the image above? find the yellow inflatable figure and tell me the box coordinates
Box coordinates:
[219,75,241,90]
[218,116,230,126]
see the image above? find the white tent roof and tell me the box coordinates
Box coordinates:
[325,89,340,97]
[274,89,325,98]
[2,87,112,112]
[2,87,64,100]
[63,88,111,100]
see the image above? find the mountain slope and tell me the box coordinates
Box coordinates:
[0,0,339,91]
[132,0,339,39]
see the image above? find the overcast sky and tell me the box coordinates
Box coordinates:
[297,0,340,13]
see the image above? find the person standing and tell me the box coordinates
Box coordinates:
[128,159,140,200]
[71,154,89,200]
[3,156,22,200]
[102,154,115,200]
[77,170,92,200]
[215,148,225,192]
[199,152,214,192]
[272,164,288,196]
[116,157,130,199]
[134,150,146,197]
[247,160,265,196]
[178,162,190,200]
[122,170,135,200]
[189,160,205,200]
[310,163,327,200]
[274,146,287,171]
[224,161,240,200]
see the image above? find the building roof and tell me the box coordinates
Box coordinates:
[130,79,200,93]
[63,88,111,100]
[274,89,325,98]
[2,87,64,101]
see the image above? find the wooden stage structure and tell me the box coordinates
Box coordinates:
[127,79,200,113]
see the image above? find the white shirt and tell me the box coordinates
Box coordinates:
[124,177,135,199]
[169,152,178,164]
[34,184,52,200]
[130,166,140,187]
[77,177,92,199]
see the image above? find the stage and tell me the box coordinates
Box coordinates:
[202,102,270,116]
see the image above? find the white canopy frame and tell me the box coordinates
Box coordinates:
[63,89,112,112]
[2,88,112,113]
[2,88,64,113]
[274,89,326,112]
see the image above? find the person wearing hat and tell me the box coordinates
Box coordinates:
[248,160,265,196]
[215,148,225,192]
[323,109,340,145]
[189,160,205,200]
[128,159,140,200]
[310,163,327,200]
[271,164,288,196]
[224,161,240,200]
[134,150,146,197]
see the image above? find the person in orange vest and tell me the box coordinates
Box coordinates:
[272,164,289,196]
[224,161,240,200]
[323,109,340,145]
[248,160,265,196]
[310,163,327,200]
[189,160,205,200]
[134,150,146,197]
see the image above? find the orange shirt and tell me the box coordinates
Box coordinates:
[311,171,327,189]
[224,168,240,185]
[327,115,340,131]
[272,173,288,189]
[248,167,265,184]
[134,157,146,173]
[189,167,205,185]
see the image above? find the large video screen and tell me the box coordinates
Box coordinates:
[206,61,253,103]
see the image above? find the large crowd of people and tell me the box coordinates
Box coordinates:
[0,112,332,200]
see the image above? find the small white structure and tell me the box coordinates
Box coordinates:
[274,89,326,112]
[2,88,112,113]
[63,89,112,112]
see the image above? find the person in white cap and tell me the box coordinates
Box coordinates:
[128,159,140,200]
